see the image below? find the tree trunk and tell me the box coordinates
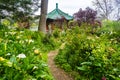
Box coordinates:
[38,0,48,33]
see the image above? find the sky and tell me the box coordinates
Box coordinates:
[48,0,94,15]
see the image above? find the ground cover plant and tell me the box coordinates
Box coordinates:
[55,21,120,80]
[0,24,57,80]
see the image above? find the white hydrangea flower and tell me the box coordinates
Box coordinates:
[17,53,26,58]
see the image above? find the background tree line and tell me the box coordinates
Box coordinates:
[0,0,119,33]
[93,0,120,20]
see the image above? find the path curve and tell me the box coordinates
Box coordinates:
[48,50,73,80]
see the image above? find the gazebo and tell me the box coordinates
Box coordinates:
[46,3,73,31]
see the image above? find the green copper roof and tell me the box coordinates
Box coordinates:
[47,3,73,20]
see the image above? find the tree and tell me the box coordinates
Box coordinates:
[38,0,48,33]
[0,0,40,28]
[115,0,120,20]
[93,0,114,20]
[115,0,120,5]
[74,7,97,27]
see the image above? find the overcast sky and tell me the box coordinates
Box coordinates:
[48,0,94,15]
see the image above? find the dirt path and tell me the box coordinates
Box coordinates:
[48,50,73,80]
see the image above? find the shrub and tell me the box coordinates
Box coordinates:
[0,29,54,80]
[55,26,120,80]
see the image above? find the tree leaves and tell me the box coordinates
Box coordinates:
[0,0,40,22]
[74,7,97,26]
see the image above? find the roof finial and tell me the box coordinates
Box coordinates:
[56,3,58,9]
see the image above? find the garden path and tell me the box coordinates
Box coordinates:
[48,50,73,80]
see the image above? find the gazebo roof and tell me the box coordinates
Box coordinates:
[47,3,73,20]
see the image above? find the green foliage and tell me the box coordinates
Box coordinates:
[52,28,61,38]
[55,24,120,80]
[1,19,11,26]
[0,24,9,30]
[97,20,120,42]
[0,28,55,80]
[98,20,120,33]
[0,0,39,20]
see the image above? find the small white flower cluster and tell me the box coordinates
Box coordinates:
[19,40,24,44]
[29,39,34,43]
[17,53,26,59]
[16,35,23,39]
[25,39,34,43]
[8,32,17,35]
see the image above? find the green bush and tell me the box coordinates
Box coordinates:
[0,24,9,30]
[55,26,120,80]
[0,29,54,80]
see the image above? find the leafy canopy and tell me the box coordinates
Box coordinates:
[74,7,97,25]
[0,0,40,21]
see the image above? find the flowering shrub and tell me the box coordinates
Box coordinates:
[55,26,120,80]
[0,27,55,80]
[73,7,99,27]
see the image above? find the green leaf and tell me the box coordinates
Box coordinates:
[94,63,101,67]
[89,56,95,60]
[81,62,92,65]
[77,66,88,71]
[10,55,17,63]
